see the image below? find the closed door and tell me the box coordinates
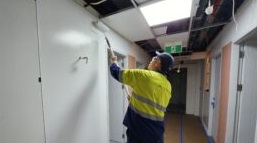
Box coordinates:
[211,56,221,141]
[236,36,257,143]
[108,53,126,143]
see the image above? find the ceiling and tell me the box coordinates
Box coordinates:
[75,0,246,57]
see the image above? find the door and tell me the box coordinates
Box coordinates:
[167,68,187,114]
[236,36,257,143]
[108,53,126,143]
[210,56,221,141]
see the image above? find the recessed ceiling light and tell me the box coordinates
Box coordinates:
[140,0,193,26]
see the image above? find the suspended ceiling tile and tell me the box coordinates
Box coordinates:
[101,8,154,41]
[156,32,189,49]
[152,26,167,36]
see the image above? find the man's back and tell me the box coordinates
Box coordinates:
[121,69,172,142]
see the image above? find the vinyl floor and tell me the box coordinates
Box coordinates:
[164,113,209,143]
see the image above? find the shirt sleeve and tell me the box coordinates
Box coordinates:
[122,69,148,87]
[110,64,148,87]
[110,63,121,81]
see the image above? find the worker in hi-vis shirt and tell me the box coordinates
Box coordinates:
[110,51,174,143]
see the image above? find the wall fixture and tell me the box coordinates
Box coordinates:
[177,61,184,73]
[205,0,213,15]
[78,56,89,64]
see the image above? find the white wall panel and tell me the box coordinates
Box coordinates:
[194,61,202,116]
[255,115,257,143]
[186,66,195,114]
[0,0,45,143]
[37,0,109,143]
[36,1,150,143]
[0,0,152,143]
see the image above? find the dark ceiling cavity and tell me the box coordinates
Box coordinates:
[83,0,134,17]
[135,39,161,56]
[188,0,245,53]
[166,18,190,34]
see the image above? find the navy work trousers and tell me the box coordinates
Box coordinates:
[126,129,163,143]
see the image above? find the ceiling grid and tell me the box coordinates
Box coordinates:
[75,0,246,57]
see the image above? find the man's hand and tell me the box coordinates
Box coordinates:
[111,56,117,63]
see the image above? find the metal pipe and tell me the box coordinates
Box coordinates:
[191,21,229,32]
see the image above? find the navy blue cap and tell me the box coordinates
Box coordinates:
[156,51,174,73]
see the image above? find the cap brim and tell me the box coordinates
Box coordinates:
[155,51,161,55]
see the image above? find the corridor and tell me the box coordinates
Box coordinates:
[165,113,210,143]
[1,0,257,143]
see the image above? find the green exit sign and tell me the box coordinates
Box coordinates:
[165,45,182,53]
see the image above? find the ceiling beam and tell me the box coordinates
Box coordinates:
[191,21,229,32]
[174,51,206,61]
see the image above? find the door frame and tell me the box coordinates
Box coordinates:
[108,51,127,143]
[234,36,257,143]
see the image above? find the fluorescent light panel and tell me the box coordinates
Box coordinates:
[140,0,193,26]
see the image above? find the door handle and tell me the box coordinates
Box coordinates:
[211,102,215,108]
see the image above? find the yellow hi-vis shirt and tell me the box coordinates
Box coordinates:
[119,69,172,121]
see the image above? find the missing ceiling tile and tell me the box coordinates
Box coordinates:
[152,26,167,36]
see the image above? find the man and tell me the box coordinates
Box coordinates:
[110,51,174,143]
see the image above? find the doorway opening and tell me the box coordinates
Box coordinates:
[167,68,187,114]
[108,52,126,143]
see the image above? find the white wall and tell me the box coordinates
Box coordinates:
[37,0,150,143]
[186,65,196,114]
[0,0,150,143]
[130,43,151,66]
[194,61,202,116]
[202,91,210,130]
[255,115,257,143]
[209,0,257,142]
[37,0,109,142]
[0,0,45,143]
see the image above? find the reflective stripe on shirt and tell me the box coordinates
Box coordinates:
[133,92,166,112]
[129,104,164,121]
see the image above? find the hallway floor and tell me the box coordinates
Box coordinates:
[164,113,210,143]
